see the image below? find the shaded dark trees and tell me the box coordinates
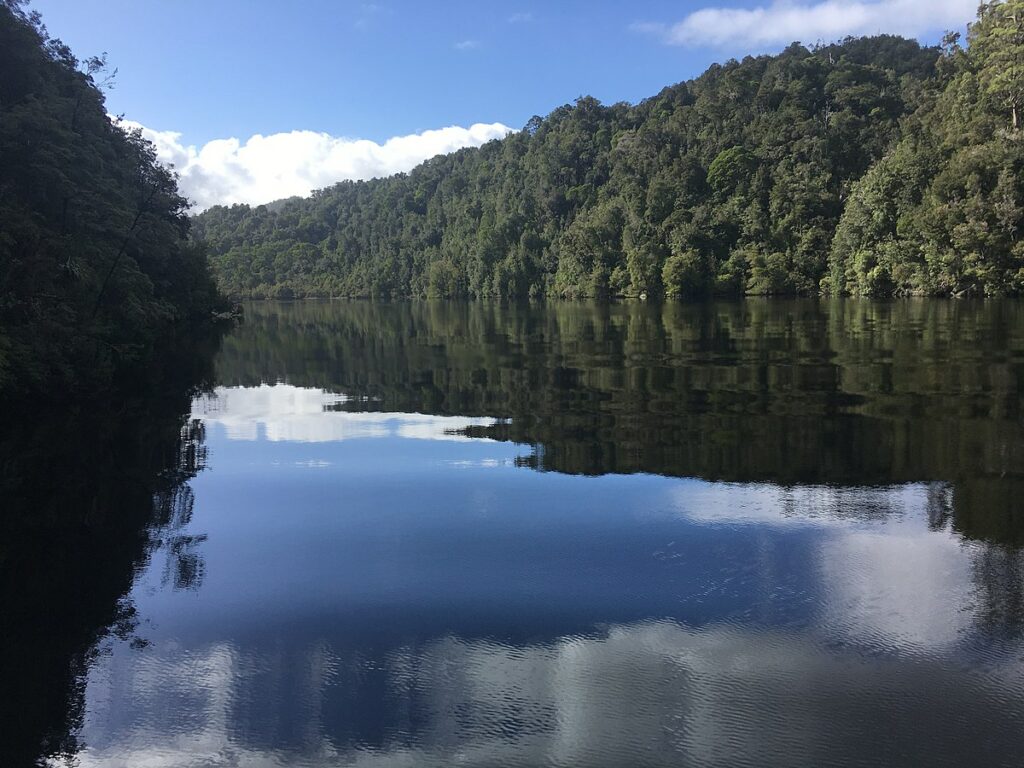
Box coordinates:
[0,0,227,398]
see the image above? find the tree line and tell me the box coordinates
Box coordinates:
[194,2,1024,300]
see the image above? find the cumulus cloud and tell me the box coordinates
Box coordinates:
[119,119,512,211]
[639,0,976,48]
[454,39,482,50]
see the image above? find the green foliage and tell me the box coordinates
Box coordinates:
[832,0,1024,296]
[662,250,707,297]
[974,0,1024,130]
[707,147,756,199]
[427,258,465,298]
[0,1,227,396]
[195,35,939,300]
[747,251,794,295]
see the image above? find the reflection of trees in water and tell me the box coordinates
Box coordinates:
[213,298,1024,648]
[152,419,209,592]
[7,300,1024,763]
[925,482,955,531]
[0,336,221,765]
[219,299,1024,545]
[972,545,1024,641]
[923,481,1024,638]
[154,485,208,593]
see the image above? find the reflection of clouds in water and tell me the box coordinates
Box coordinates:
[819,528,974,651]
[191,385,500,444]
[59,621,1024,768]
[61,644,243,768]
[666,481,975,651]
[668,481,936,527]
[444,458,513,468]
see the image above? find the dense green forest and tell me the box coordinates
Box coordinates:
[195,2,1024,300]
[0,0,226,397]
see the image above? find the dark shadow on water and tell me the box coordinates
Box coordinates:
[0,330,223,766]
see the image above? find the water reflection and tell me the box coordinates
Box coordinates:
[11,300,1024,766]
[216,299,1024,542]
[194,384,501,444]
[0,333,222,767]
[53,619,1024,767]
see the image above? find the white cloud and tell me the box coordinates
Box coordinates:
[119,119,512,211]
[508,11,534,23]
[640,0,976,49]
[454,39,481,50]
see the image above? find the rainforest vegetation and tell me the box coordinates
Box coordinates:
[0,0,226,397]
[194,2,1024,300]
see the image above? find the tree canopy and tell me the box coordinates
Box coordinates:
[831,1,1024,296]
[0,0,226,397]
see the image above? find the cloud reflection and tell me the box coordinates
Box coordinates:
[668,481,934,527]
[192,385,501,444]
[59,618,1024,768]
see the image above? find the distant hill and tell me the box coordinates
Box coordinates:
[194,3,1024,299]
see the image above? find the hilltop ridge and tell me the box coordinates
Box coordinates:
[194,3,1024,299]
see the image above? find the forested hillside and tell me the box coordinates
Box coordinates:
[195,2,1024,300]
[832,1,1024,295]
[0,0,226,397]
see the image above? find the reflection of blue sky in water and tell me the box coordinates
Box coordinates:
[53,385,1024,767]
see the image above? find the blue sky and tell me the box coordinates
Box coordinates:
[29,0,978,209]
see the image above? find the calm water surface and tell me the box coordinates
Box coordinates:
[15,300,1024,766]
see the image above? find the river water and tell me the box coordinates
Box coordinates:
[18,299,1024,766]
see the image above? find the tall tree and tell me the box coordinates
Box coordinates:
[974,0,1024,131]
